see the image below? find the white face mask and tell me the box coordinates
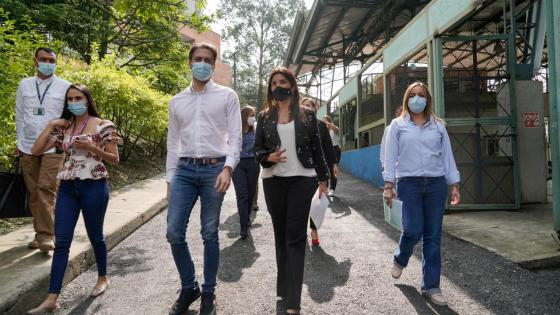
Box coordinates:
[247,116,256,125]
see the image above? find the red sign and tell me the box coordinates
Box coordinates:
[524,112,539,128]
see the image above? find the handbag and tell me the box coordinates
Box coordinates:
[0,157,31,218]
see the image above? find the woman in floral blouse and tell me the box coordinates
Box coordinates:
[27,84,119,314]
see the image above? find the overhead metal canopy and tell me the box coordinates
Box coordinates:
[284,0,431,78]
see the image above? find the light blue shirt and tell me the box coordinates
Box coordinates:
[383,114,460,185]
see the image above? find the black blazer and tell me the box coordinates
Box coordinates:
[253,107,330,182]
[318,120,337,167]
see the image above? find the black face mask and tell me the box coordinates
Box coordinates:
[272,86,292,102]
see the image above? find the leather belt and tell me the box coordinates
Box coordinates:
[180,156,226,165]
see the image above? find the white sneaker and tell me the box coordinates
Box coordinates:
[391,264,403,279]
[328,189,335,197]
[425,292,448,306]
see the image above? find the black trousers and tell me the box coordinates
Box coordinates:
[232,158,260,232]
[331,145,341,190]
[263,176,318,310]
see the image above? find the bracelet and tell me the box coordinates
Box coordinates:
[384,187,393,190]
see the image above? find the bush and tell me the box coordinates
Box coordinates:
[63,57,170,162]
[1,11,170,167]
[0,9,54,167]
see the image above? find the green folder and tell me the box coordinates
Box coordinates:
[383,199,403,231]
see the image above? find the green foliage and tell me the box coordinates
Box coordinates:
[0,8,55,167]
[63,57,170,162]
[218,0,305,109]
[0,10,171,167]
[0,0,211,95]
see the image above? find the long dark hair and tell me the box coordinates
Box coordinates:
[60,84,100,120]
[264,67,301,121]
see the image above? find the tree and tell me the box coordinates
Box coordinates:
[0,0,210,94]
[218,0,305,109]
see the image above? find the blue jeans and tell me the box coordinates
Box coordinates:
[49,179,109,293]
[166,160,226,293]
[232,158,260,231]
[394,176,448,294]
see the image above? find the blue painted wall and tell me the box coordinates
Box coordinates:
[339,145,384,188]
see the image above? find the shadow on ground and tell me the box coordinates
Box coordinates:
[333,173,560,314]
[303,245,352,303]
[218,236,260,282]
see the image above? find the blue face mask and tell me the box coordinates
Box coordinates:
[191,62,213,81]
[37,62,56,76]
[408,95,427,113]
[68,101,88,116]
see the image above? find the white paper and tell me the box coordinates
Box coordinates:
[309,188,330,229]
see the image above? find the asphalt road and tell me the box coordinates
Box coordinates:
[55,174,560,315]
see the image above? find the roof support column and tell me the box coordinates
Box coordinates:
[545,0,560,233]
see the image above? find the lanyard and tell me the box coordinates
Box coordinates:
[35,81,53,106]
[72,116,91,136]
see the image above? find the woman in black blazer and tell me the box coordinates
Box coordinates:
[253,67,328,315]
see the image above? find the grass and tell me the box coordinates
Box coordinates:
[0,147,165,236]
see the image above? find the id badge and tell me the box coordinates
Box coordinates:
[33,107,45,116]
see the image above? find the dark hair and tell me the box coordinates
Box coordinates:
[60,84,101,120]
[241,105,256,132]
[264,67,301,121]
[188,43,218,64]
[35,47,55,57]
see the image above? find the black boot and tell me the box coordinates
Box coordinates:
[169,285,201,315]
[240,224,248,240]
[200,292,217,315]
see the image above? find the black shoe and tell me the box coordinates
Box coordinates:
[200,293,216,315]
[240,226,248,240]
[169,285,201,315]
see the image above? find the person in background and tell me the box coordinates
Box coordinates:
[380,105,403,170]
[322,115,340,196]
[15,47,70,252]
[165,43,241,315]
[27,84,119,314]
[253,67,329,315]
[232,105,260,239]
[383,81,460,306]
[301,97,338,246]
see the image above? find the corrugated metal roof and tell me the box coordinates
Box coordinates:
[284,0,430,76]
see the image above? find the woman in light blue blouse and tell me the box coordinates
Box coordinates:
[232,106,260,239]
[383,81,460,307]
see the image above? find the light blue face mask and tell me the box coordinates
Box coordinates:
[37,62,56,76]
[408,95,427,113]
[191,62,213,81]
[68,101,88,116]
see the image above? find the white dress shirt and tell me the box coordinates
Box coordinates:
[166,80,242,182]
[15,75,71,154]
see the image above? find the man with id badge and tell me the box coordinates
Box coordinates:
[15,47,70,253]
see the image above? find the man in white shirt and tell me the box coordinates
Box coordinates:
[166,43,241,315]
[15,47,70,252]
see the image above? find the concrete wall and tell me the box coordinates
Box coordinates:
[339,145,384,188]
[498,81,548,203]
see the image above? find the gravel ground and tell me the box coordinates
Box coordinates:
[52,174,560,315]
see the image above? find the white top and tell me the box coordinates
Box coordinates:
[15,75,71,154]
[166,80,242,182]
[261,121,317,179]
[329,129,340,147]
